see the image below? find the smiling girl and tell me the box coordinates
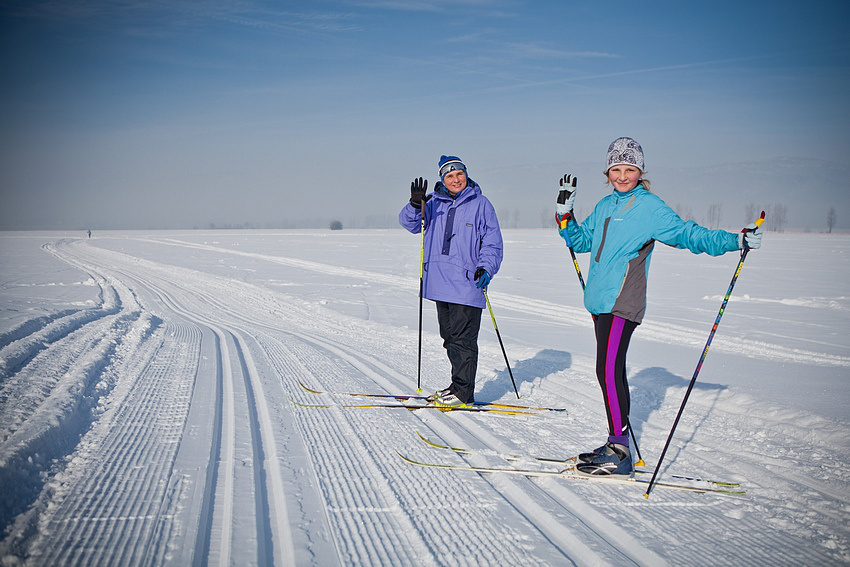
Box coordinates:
[556,137,763,476]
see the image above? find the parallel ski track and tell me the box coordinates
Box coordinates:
[147,283,240,567]
[8,237,845,565]
[103,254,295,566]
[28,239,298,566]
[120,247,432,564]
[32,321,198,565]
[133,261,441,564]
[73,241,599,564]
[104,237,850,563]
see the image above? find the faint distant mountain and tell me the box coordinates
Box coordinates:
[648,157,843,231]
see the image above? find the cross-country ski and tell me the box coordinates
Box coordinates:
[415,432,741,486]
[296,378,568,412]
[396,451,746,495]
[289,398,538,415]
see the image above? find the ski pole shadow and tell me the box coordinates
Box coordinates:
[478,348,572,402]
[629,367,728,466]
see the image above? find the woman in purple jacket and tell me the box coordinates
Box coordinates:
[399,155,504,407]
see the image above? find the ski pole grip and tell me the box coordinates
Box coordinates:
[741,211,766,235]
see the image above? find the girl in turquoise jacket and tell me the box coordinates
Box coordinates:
[556,137,763,476]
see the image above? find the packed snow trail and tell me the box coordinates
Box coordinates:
[0,233,847,565]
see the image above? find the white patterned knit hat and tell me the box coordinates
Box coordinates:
[605,137,644,173]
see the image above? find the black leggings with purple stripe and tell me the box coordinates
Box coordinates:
[593,313,639,446]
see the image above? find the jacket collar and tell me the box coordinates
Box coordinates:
[434,179,479,202]
[611,183,646,200]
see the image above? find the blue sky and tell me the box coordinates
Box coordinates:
[1,0,848,230]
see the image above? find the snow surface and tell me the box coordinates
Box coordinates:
[0,229,848,566]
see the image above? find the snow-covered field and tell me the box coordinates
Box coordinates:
[0,228,848,566]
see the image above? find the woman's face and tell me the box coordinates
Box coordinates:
[443,169,468,195]
[607,165,642,193]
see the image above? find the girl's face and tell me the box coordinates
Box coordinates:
[607,165,642,193]
[443,169,468,195]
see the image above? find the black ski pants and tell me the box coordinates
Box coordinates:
[593,313,639,446]
[435,301,482,404]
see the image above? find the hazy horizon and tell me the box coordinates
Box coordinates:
[2,1,848,231]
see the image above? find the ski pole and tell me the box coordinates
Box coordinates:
[417,198,425,393]
[557,212,586,291]
[628,421,645,467]
[644,211,765,498]
[483,289,520,399]
[556,183,644,466]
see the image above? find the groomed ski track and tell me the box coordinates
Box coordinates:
[0,234,847,565]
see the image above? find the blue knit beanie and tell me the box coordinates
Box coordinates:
[438,155,467,182]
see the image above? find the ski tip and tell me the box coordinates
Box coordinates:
[394,450,421,466]
[297,378,324,395]
[417,431,437,443]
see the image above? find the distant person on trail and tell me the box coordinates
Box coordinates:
[555,137,763,476]
[87,229,91,238]
[399,155,504,408]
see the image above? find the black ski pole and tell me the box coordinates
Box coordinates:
[557,174,644,465]
[626,420,644,467]
[483,289,520,399]
[416,196,426,393]
[644,211,765,498]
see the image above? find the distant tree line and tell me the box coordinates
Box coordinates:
[197,201,843,232]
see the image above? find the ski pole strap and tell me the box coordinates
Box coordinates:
[556,212,571,230]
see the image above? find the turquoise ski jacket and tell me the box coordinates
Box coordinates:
[560,185,739,323]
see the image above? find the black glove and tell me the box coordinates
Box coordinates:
[410,177,428,208]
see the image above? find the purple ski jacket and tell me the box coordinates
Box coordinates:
[399,180,503,309]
